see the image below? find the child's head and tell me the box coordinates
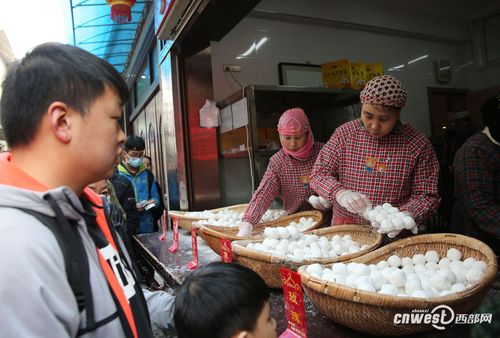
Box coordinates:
[174,262,277,338]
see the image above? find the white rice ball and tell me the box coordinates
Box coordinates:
[370,270,386,290]
[342,234,352,241]
[405,278,423,295]
[331,263,347,276]
[376,260,389,270]
[465,269,483,284]
[472,260,487,273]
[358,283,376,292]
[412,254,427,265]
[402,265,415,275]
[349,245,360,254]
[389,269,407,287]
[382,203,392,209]
[353,264,371,277]
[306,263,323,277]
[402,216,416,229]
[447,248,462,261]
[379,284,399,296]
[439,290,452,297]
[425,262,439,271]
[411,290,428,298]
[401,257,413,267]
[438,257,451,269]
[387,255,402,268]
[345,275,358,288]
[277,227,290,239]
[430,270,452,291]
[425,250,440,263]
[333,274,346,285]
[462,257,477,269]
[450,283,466,293]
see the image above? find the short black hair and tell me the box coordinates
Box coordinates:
[481,94,500,127]
[124,135,145,151]
[0,42,129,148]
[174,262,270,338]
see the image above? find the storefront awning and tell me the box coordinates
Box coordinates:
[69,0,149,73]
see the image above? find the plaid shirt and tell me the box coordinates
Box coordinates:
[310,119,440,225]
[452,132,500,252]
[242,142,324,225]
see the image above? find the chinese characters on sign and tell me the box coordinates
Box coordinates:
[280,268,307,338]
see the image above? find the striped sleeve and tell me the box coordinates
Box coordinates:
[310,131,345,204]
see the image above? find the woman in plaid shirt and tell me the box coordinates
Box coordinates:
[452,94,500,254]
[237,108,327,237]
[310,75,440,238]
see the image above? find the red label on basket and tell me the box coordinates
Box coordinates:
[159,210,167,241]
[280,268,307,338]
[168,217,179,252]
[220,238,232,262]
[187,226,199,269]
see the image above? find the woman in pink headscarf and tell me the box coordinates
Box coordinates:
[237,108,327,237]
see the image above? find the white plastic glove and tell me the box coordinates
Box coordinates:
[308,195,331,210]
[236,221,253,237]
[336,190,372,214]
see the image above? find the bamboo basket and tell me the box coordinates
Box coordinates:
[167,204,248,231]
[232,225,382,288]
[298,233,498,336]
[198,211,324,257]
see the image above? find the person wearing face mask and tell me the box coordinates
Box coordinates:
[118,136,161,234]
[451,94,500,254]
[237,108,328,237]
[310,75,440,238]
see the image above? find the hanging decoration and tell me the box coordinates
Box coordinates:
[106,0,136,23]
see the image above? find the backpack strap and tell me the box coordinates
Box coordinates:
[146,170,154,200]
[18,194,122,335]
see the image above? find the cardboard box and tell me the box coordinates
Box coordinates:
[321,59,351,89]
[350,62,367,89]
[366,63,384,81]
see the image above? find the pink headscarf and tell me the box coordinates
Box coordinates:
[277,108,314,160]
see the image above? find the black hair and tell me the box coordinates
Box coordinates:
[124,135,145,151]
[481,94,500,141]
[174,262,270,338]
[143,155,152,161]
[0,42,129,148]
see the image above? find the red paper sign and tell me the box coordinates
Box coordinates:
[168,217,179,252]
[187,226,199,269]
[159,210,167,241]
[220,238,232,262]
[279,268,307,338]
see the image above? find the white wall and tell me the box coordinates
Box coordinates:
[210,0,500,136]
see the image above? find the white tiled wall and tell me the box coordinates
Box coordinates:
[210,0,500,136]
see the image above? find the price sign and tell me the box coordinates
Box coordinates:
[279,268,307,338]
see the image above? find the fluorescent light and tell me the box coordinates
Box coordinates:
[407,54,428,64]
[388,64,405,71]
[237,37,268,59]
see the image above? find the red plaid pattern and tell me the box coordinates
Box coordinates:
[452,132,500,251]
[242,142,324,225]
[310,120,440,225]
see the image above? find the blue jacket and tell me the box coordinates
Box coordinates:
[118,163,160,234]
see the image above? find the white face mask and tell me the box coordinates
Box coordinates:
[483,127,500,146]
[128,157,143,168]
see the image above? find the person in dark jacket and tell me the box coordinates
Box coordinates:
[111,165,139,237]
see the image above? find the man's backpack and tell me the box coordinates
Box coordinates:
[146,170,165,228]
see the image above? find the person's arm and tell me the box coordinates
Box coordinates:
[148,177,161,207]
[310,131,345,205]
[242,160,281,225]
[454,144,500,237]
[398,142,441,224]
[143,288,175,332]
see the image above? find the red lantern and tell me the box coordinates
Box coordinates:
[106,0,136,23]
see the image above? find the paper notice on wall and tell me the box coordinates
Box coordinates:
[220,105,233,133]
[231,97,248,129]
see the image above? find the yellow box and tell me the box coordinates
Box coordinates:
[350,62,367,90]
[321,59,351,89]
[365,63,384,81]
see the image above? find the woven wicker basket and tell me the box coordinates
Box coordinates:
[298,233,498,336]
[232,224,382,288]
[198,211,324,256]
[167,204,249,231]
